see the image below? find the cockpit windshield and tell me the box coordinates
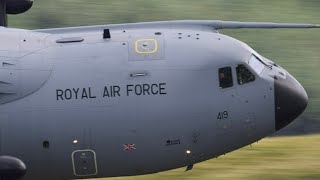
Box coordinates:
[240,42,269,67]
[248,55,265,75]
[241,42,266,62]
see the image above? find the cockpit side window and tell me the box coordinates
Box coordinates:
[236,64,255,85]
[219,67,233,89]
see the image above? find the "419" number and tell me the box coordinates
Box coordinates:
[217,111,229,119]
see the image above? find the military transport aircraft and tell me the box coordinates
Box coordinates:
[0,0,318,180]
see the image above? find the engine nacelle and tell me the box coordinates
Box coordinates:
[6,0,33,14]
[0,156,26,180]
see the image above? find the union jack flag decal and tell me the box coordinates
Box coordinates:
[123,144,136,151]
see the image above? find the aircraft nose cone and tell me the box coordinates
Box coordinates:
[274,72,308,131]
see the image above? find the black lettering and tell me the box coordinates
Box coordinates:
[56,89,64,101]
[159,83,167,95]
[65,89,72,100]
[89,87,96,99]
[103,86,110,97]
[217,111,229,119]
[151,84,159,95]
[111,86,114,97]
[73,88,79,99]
[143,84,150,95]
[127,85,133,96]
[82,88,88,99]
[217,112,222,119]
[223,111,228,118]
[113,86,121,97]
[135,85,143,95]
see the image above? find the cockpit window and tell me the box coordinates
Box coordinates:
[219,67,233,89]
[236,64,255,85]
[248,55,265,74]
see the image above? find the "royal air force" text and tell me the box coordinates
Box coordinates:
[56,83,167,101]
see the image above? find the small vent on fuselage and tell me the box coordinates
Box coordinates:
[56,37,84,43]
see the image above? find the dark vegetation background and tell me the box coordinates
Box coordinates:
[9,0,320,134]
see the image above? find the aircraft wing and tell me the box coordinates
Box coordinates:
[209,20,320,29]
[34,20,320,34]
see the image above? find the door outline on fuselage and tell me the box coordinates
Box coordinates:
[232,64,258,133]
[216,65,236,133]
[0,113,9,154]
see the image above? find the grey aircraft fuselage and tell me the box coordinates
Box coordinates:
[0,20,314,180]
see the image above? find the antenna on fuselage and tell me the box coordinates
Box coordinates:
[0,0,7,27]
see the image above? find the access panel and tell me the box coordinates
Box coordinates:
[72,150,98,177]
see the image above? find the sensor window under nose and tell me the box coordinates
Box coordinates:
[219,67,233,89]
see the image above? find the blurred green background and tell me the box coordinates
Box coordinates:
[8,0,320,179]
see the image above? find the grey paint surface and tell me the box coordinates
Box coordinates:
[0,20,313,179]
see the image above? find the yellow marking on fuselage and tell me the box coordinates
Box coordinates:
[135,39,158,54]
